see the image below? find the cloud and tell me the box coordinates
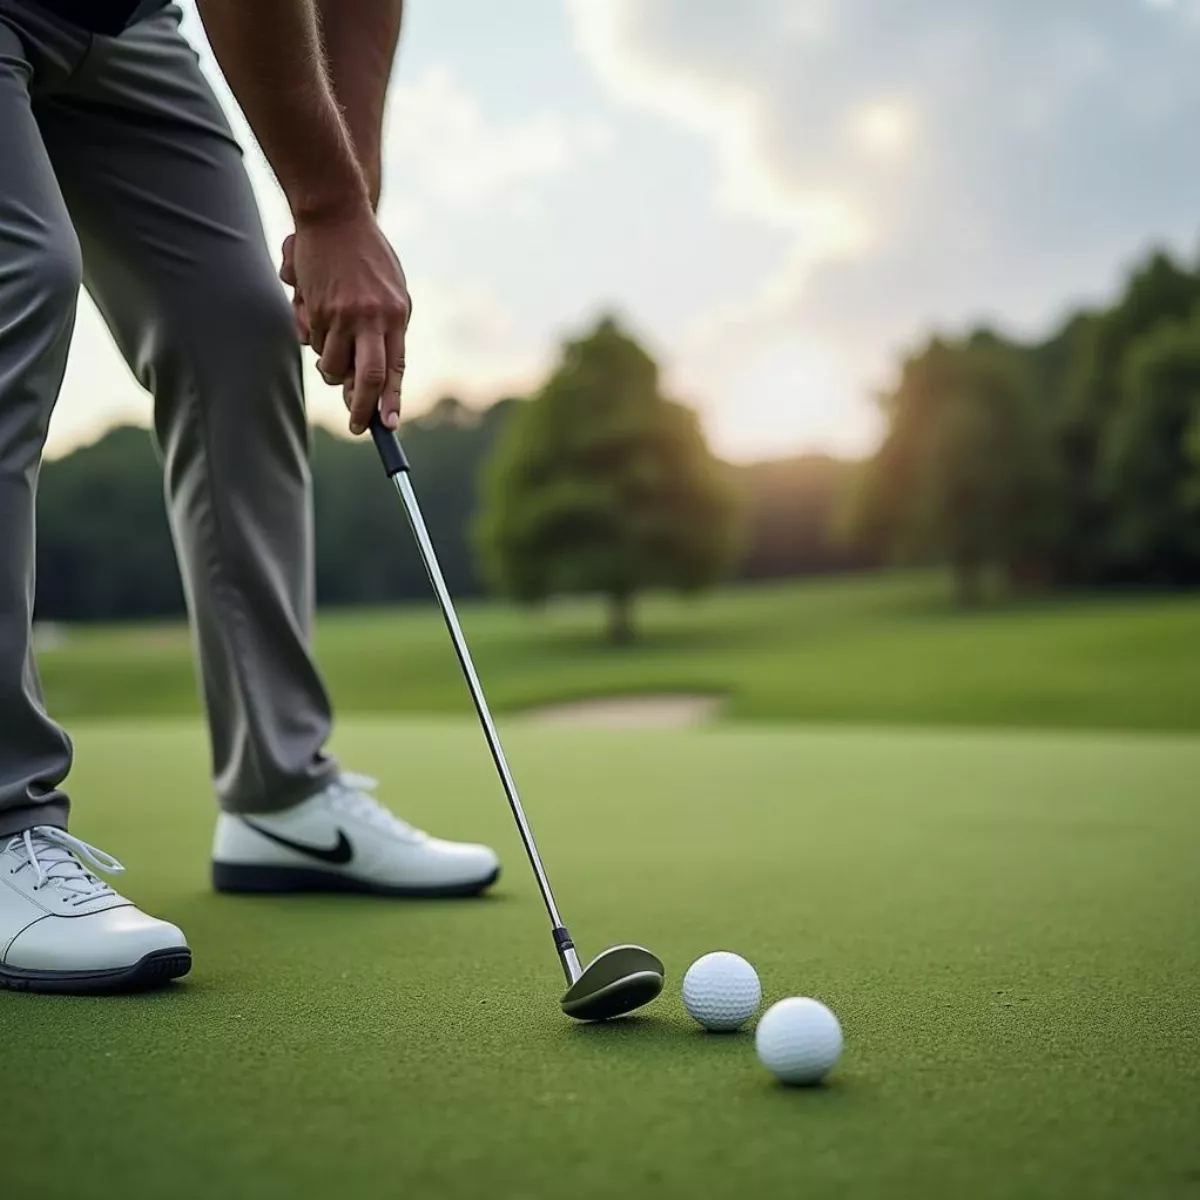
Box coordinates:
[571,0,1200,254]
[569,0,1200,456]
[180,3,597,218]
[380,65,581,211]
[568,0,871,252]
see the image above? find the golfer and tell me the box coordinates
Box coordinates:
[0,0,500,995]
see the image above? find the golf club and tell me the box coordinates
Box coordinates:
[369,415,665,1021]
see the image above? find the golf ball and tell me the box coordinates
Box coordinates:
[682,951,762,1031]
[755,997,843,1085]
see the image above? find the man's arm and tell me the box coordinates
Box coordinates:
[196,0,369,223]
[317,0,404,210]
[195,0,410,434]
[276,1,404,349]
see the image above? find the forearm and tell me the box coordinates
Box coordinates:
[317,0,404,208]
[196,0,371,223]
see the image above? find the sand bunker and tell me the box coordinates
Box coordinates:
[522,694,724,729]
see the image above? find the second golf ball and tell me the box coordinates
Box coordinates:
[682,951,762,1031]
[755,997,843,1085]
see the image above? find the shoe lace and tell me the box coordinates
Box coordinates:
[3,827,124,906]
[327,774,425,842]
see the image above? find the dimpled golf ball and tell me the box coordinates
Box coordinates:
[755,997,843,1085]
[682,951,762,1031]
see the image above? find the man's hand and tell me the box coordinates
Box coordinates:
[288,211,411,435]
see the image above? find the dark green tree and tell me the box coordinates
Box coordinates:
[847,338,1057,604]
[1185,408,1200,517]
[477,315,740,642]
[1058,250,1200,580]
[1100,308,1200,582]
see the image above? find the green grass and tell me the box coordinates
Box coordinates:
[35,573,1200,732]
[3,718,1198,1199]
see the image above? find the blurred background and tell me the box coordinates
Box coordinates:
[34,0,1200,733]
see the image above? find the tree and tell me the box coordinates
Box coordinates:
[1185,408,1200,519]
[476,315,740,642]
[1100,307,1200,583]
[1058,250,1200,581]
[847,338,1057,604]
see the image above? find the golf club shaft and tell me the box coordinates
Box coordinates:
[370,418,582,985]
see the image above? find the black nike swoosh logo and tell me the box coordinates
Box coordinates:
[241,821,354,865]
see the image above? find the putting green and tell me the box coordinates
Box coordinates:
[3,719,1197,1200]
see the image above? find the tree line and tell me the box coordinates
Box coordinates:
[846,246,1200,603]
[34,346,871,630]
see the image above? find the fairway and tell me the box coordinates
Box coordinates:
[34,575,1200,733]
[3,718,1197,1199]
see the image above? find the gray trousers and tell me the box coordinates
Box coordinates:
[0,1,339,837]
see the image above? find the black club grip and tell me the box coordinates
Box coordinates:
[369,413,411,476]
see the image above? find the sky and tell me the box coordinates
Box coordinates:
[47,0,1200,464]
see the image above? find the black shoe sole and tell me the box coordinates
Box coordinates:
[0,947,192,996]
[211,861,501,899]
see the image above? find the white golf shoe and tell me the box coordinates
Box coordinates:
[211,774,501,898]
[0,827,191,994]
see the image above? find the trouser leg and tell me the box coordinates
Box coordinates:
[0,14,84,837]
[38,7,338,814]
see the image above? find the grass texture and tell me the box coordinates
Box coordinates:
[2,718,1197,1199]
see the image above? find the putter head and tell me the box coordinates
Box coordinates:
[560,944,665,1022]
